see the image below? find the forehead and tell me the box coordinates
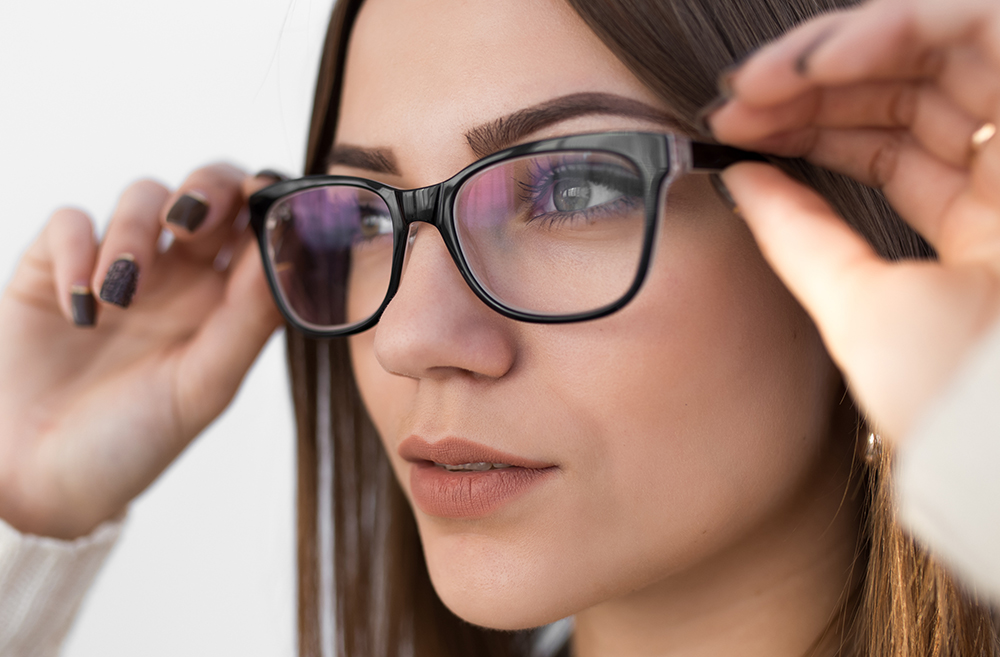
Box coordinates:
[336,0,667,179]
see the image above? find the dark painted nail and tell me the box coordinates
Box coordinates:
[717,67,738,100]
[794,26,837,76]
[709,174,738,211]
[695,95,731,136]
[70,286,96,327]
[99,255,138,308]
[695,50,760,136]
[166,192,209,232]
[254,168,289,182]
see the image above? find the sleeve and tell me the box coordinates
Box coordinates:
[896,317,1000,604]
[0,515,124,657]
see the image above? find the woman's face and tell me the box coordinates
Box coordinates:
[338,0,844,630]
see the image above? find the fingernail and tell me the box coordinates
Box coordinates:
[70,285,96,327]
[695,58,748,136]
[166,192,209,232]
[709,173,738,211]
[254,168,289,182]
[716,65,739,100]
[794,26,837,76]
[99,255,138,308]
[695,94,731,136]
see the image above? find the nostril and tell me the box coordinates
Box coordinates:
[371,227,517,381]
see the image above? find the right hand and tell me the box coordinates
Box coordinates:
[0,164,283,540]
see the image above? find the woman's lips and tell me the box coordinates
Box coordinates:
[399,436,556,519]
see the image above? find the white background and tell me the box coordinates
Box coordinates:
[0,1,334,654]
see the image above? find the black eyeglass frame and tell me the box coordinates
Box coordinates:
[249,131,764,339]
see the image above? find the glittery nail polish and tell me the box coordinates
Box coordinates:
[99,255,139,308]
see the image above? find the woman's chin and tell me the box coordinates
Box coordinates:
[422,533,585,631]
[432,579,575,631]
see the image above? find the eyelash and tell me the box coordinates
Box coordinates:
[518,161,644,225]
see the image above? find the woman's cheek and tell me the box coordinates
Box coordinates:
[346,183,841,630]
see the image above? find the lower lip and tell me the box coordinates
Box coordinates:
[409,462,555,519]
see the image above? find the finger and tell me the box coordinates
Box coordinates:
[801,0,948,84]
[938,44,1000,123]
[162,163,247,263]
[971,124,1000,209]
[242,169,286,197]
[810,127,1000,263]
[912,0,1000,63]
[93,179,170,309]
[208,170,287,272]
[716,162,932,436]
[753,127,978,253]
[717,83,982,171]
[725,10,851,107]
[710,81,918,143]
[795,0,1000,89]
[46,209,99,326]
[722,155,1000,440]
[719,162,881,362]
[910,86,985,167]
[729,1,940,108]
[10,208,98,326]
[172,237,281,436]
[729,0,1000,110]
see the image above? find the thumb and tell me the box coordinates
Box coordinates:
[172,241,283,436]
[720,162,881,356]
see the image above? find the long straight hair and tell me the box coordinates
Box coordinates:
[288,1,1000,655]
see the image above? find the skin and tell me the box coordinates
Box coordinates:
[339,0,859,654]
[1,0,998,654]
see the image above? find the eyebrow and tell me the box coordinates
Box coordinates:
[465,92,676,158]
[327,92,677,175]
[327,145,400,175]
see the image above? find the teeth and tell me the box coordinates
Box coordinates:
[437,462,514,472]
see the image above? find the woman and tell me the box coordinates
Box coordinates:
[1,0,998,656]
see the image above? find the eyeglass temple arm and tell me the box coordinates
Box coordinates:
[690,141,767,172]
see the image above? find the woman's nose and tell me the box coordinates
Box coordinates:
[372,224,517,381]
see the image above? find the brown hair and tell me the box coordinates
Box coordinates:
[289,1,1000,655]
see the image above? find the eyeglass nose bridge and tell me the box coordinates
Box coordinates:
[398,184,441,227]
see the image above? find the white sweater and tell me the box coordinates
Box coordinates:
[2,323,1000,656]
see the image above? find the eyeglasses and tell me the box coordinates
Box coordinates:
[249,131,762,338]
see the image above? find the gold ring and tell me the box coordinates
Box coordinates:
[971,122,997,154]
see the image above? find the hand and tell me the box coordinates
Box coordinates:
[0,165,282,539]
[706,0,1000,442]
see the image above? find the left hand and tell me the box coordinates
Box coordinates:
[706,0,1000,442]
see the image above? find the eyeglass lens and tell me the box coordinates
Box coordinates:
[262,150,648,332]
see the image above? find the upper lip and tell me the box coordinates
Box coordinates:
[398,436,555,469]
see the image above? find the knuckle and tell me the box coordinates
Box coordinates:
[983,85,1000,122]
[868,134,902,188]
[888,83,919,127]
[783,127,820,159]
[125,177,170,197]
[916,47,945,79]
[186,162,246,191]
[119,178,172,211]
[48,206,91,231]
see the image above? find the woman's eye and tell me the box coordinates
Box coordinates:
[359,208,392,239]
[552,177,596,212]
[548,169,637,214]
